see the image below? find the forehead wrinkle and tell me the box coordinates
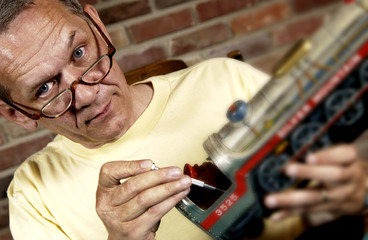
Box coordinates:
[10,17,77,84]
[1,16,55,73]
[0,0,86,103]
[0,33,17,64]
[10,0,74,65]
[3,43,64,103]
[17,33,79,102]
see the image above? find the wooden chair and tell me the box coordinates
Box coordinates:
[124,50,244,85]
[125,59,188,85]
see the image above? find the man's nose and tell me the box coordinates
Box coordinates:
[63,67,100,110]
[73,83,100,110]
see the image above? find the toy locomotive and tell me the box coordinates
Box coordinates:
[176,0,368,238]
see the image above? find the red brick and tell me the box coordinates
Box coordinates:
[196,0,255,22]
[0,228,12,240]
[155,0,192,9]
[98,0,151,25]
[292,0,342,13]
[272,15,325,46]
[0,229,11,240]
[206,32,272,60]
[117,46,166,73]
[108,27,129,49]
[231,2,292,35]
[129,9,194,43]
[79,0,97,6]
[0,135,54,170]
[171,23,231,56]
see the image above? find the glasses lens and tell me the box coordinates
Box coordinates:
[82,54,110,83]
[42,90,73,117]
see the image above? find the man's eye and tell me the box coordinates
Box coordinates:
[37,81,55,97]
[73,47,85,59]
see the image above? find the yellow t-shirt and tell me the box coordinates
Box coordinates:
[8,58,302,240]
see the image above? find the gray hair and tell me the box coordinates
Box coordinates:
[0,0,84,33]
[0,0,84,103]
[0,0,33,33]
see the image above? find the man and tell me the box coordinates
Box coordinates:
[0,0,366,239]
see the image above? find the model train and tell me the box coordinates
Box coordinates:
[176,0,368,239]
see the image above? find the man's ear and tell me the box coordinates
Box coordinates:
[0,100,38,131]
[83,5,111,40]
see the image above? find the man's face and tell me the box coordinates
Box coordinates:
[0,0,138,148]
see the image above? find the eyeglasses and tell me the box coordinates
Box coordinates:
[5,12,116,120]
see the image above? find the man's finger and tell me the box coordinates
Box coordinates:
[134,188,191,230]
[98,160,153,187]
[123,187,190,222]
[112,169,190,206]
[265,189,323,209]
[306,144,358,165]
[285,162,355,183]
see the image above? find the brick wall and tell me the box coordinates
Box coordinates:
[0,0,344,238]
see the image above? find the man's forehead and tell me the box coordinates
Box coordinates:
[7,0,71,37]
[0,0,82,77]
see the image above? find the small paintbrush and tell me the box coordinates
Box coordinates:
[151,163,225,192]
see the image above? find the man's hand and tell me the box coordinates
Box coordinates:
[264,144,367,226]
[96,160,192,240]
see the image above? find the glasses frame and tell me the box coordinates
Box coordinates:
[4,11,116,120]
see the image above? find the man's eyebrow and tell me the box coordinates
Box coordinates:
[68,30,77,49]
[27,30,77,95]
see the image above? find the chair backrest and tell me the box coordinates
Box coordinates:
[125,59,188,85]
[124,51,244,85]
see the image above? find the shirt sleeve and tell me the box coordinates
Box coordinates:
[8,163,71,240]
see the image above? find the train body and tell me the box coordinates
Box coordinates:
[176,0,368,239]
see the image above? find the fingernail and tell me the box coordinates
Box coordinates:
[181,176,192,186]
[265,196,277,208]
[286,164,298,177]
[141,160,152,169]
[169,168,182,177]
[306,154,317,164]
